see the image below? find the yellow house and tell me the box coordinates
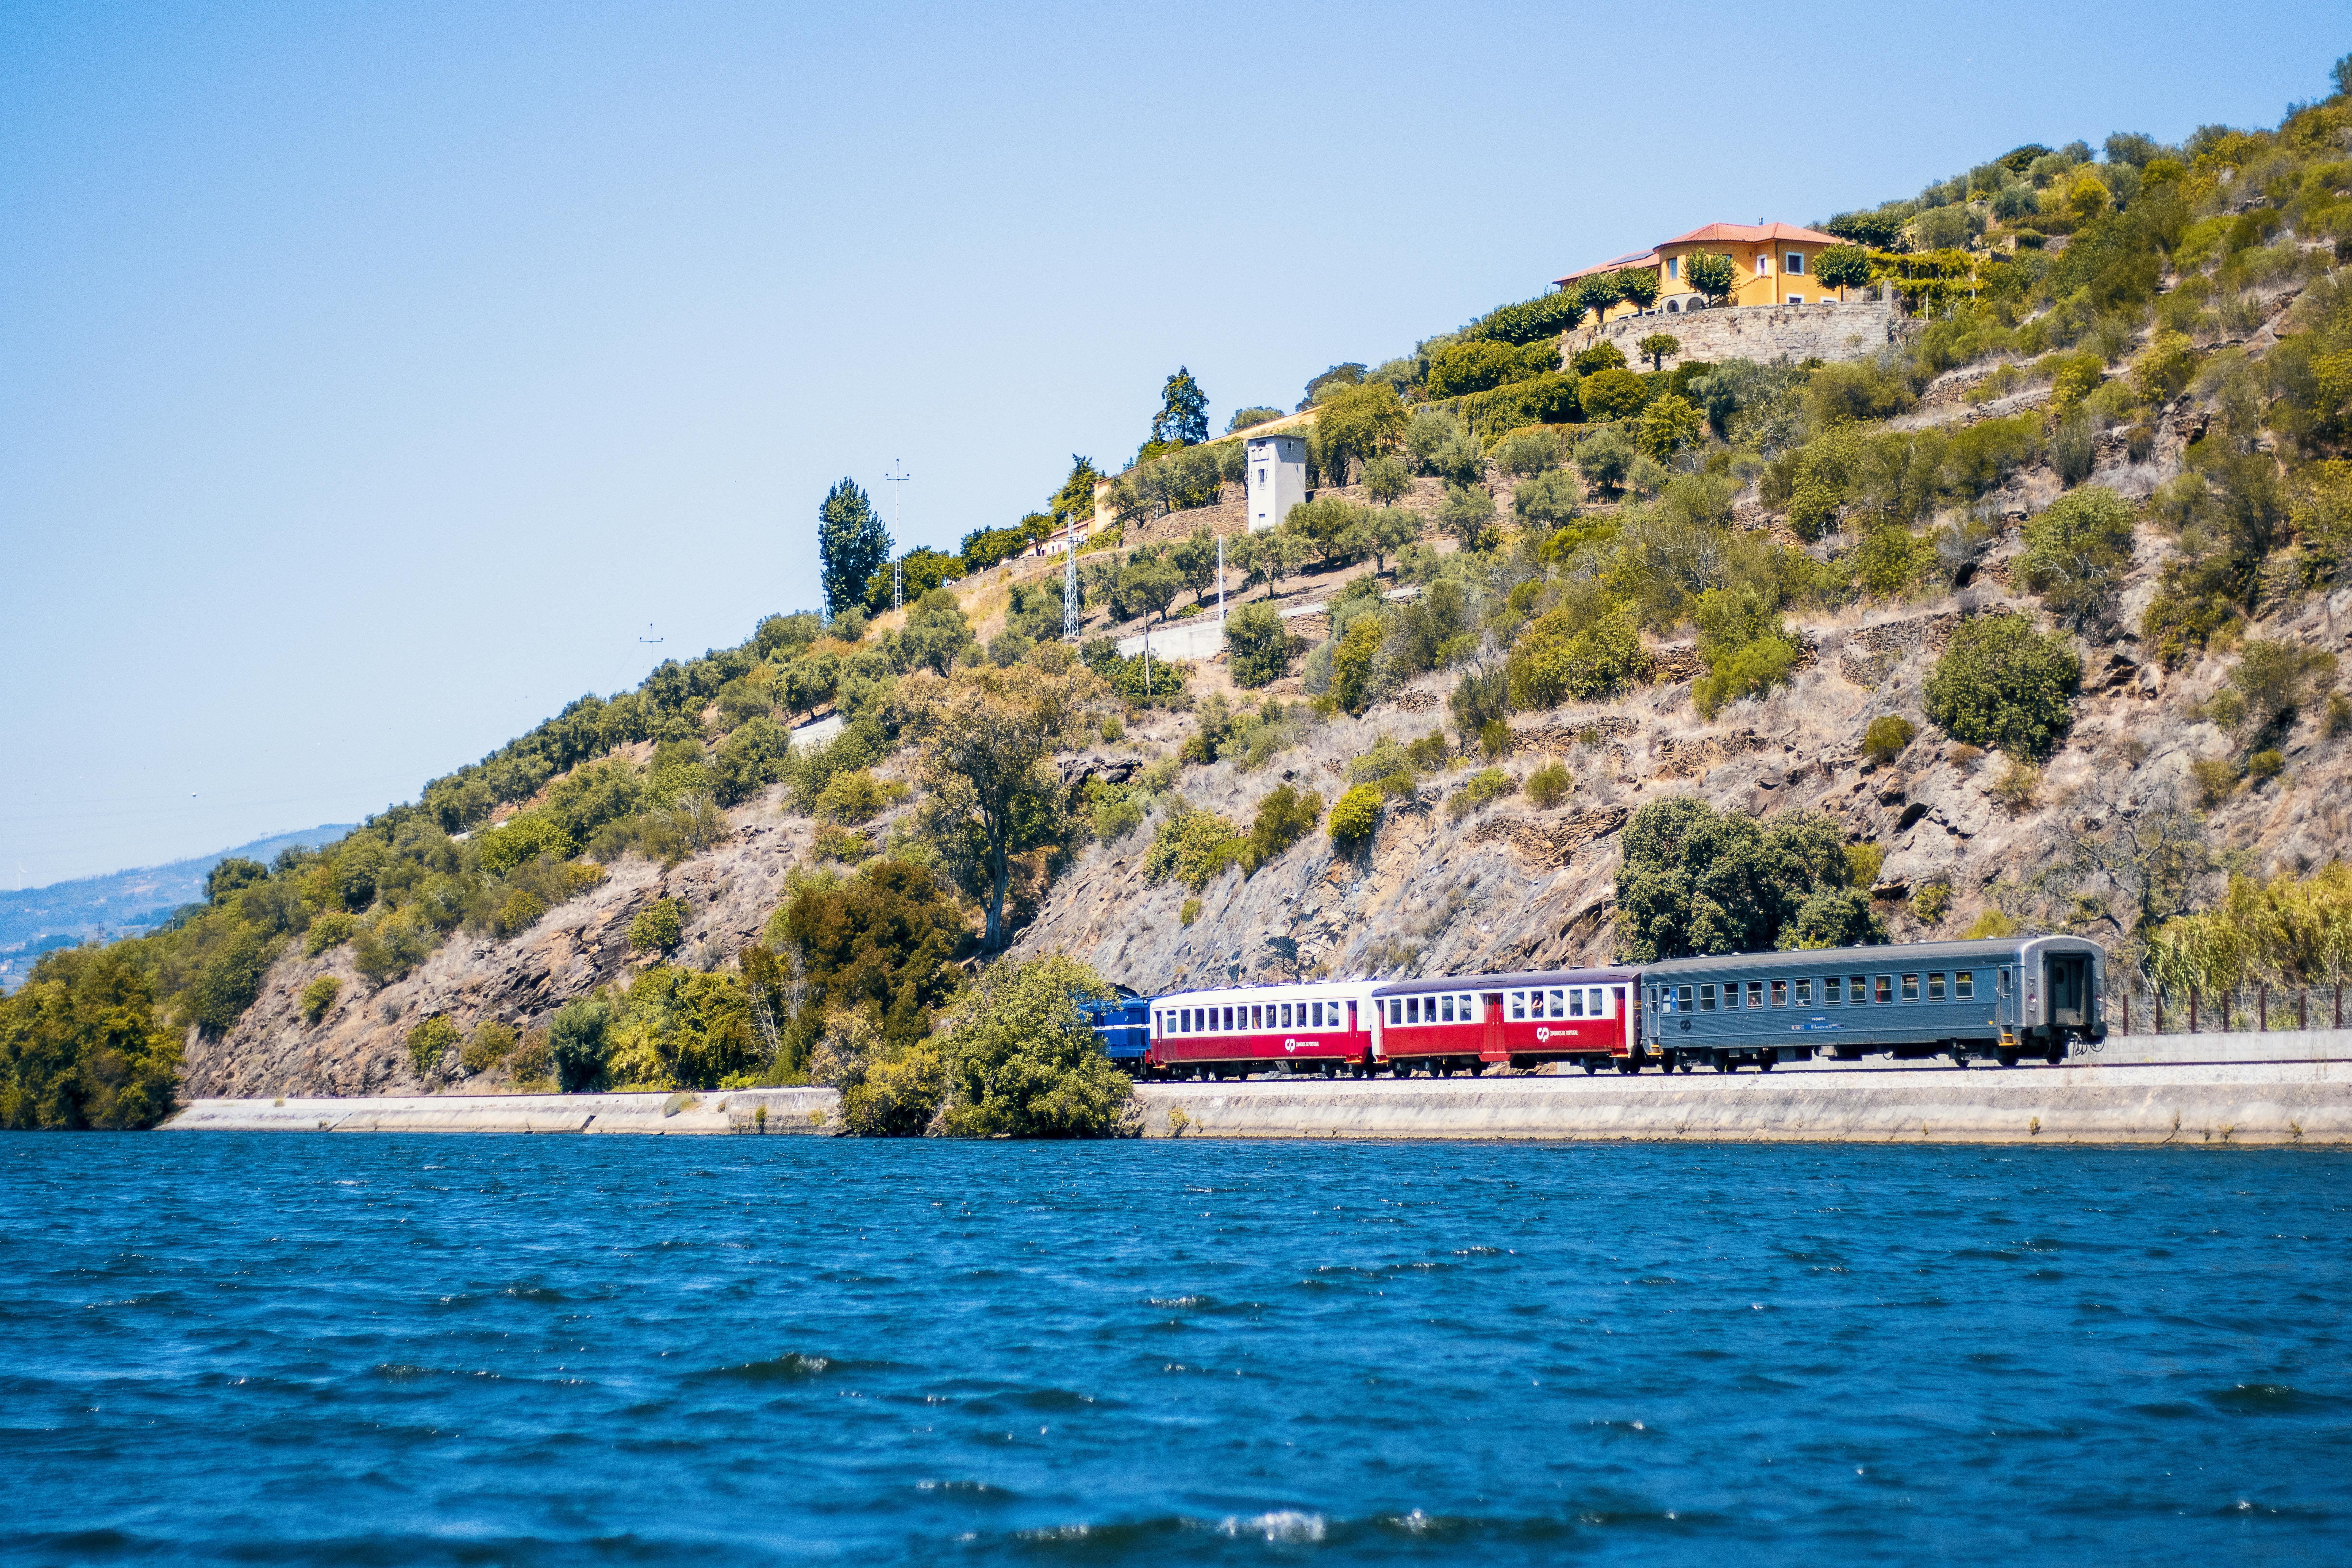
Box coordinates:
[1554,222,1849,320]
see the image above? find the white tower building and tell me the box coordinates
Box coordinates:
[1244,432,1307,533]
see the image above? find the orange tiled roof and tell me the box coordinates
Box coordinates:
[1657,220,1840,247]
[1551,248,1658,286]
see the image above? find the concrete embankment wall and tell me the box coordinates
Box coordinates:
[163,1087,842,1136]
[164,1033,2352,1145]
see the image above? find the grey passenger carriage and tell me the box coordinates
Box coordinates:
[1640,935,2107,1072]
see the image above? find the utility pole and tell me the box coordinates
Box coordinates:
[884,458,912,613]
[1217,533,1226,622]
[1064,507,1079,640]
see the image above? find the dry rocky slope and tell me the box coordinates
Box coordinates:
[195,301,2352,1099]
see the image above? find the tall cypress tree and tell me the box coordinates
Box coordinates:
[817,478,892,621]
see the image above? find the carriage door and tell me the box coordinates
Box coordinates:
[1995,968,2017,1032]
[2049,956,2087,1032]
[1481,994,1507,1062]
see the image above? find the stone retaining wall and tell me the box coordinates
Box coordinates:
[1585,300,1911,368]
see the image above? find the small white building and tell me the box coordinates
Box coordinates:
[1245,432,1307,533]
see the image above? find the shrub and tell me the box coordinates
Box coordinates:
[1092,790,1145,843]
[1329,784,1384,854]
[406,1016,460,1079]
[1512,467,1582,528]
[509,1028,554,1086]
[1225,601,1302,688]
[1636,394,1705,461]
[1578,367,1651,422]
[934,954,1132,1138]
[1924,613,2081,760]
[298,975,340,1025]
[1615,798,1883,960]
[629,897,688,954]
[1962,908,2021,939]
[1909,882,1952,924]
[1438,483,1499,550]
[1692,636,1798,719]
[2020,487,2136,635]
[1573,426,1635,494]
[1506,603,1648,709]
[1526,761,1571,808]
[1179,898,1201,927]
[2247,748,2285,782]
[547,995,613,1091]
[475,811,575,875]
[1478,719,1511,759]
[1445,767,1515,819]
[1491,427,1562,477]
[1100,715,1125,743]
[1143,809,1246,891]
[1989,760,2041,814]
[1245,785,1323,871]
[814,768,904,824]
[190,927,274,1035]
[303,910,356,957]
[1845,842,1885,889]
[2326,692,2352,740]
[462,1019,518,1075]
[1862,716,1918,765]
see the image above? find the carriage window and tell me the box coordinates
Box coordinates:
[1998,968,2012,998]
[1956,972,1975,1000]
[1646,985,1658,1010]
[1769,980,1786,1007]
[1747,982,1765,1009]
[1440,996,1454,1023]
[1927,973,1946,1001]
[1795,978,1813,1006]
[1407,997,1420,1024]
[1539,989,1555,1018]
[1278,1003,1291,1027]
[1568,988,1584,1017]
[1875,975,1893,1004]
[1157,1012,1167,1033]
[1593,988,1609,1017]
[1676,985,1694,1012]
[1824,977,1842,1004]
[1699,983,1717,1011]
[1851,975,1868,1003]
[1901,974,1920,1002]
[1509,991,1525,1020]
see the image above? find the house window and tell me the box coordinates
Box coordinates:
[1785,251,1804,275]
[1255,468,1266,485]
[1699,983,1717,1011]
[1666,256,1680,279]
[1756,253,1770,274]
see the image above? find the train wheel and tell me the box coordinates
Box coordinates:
[1758,1055,1775,1072]
[1713,1054,1732,1073]
[1617,1059,1639,1075]
[1583,1061,1598,1075]
[1998,1048,2020,1068]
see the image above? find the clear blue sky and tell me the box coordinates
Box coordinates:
[3,2,2342,887]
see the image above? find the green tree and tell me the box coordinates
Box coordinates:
[897,658,1104,949]
[406,1015,460,1079]
[1328,783,1383,853]
[818,478,893,623]
[1682,250,1737,305]
[1171,526,1222,606]
[1315,380,1408,484]
[1438,484,1499,551]
[630,897,688,954]
[1426,340,1534,398]
[1924,613,2083,759]
[190,926,274,1035]
[936,953,1131,1138]
[1227,406,1284,434]
[1637,332,1681,372]
[899,587,975,673]
[1118,549,1183,624]
[205,857,268,906]
[1366,506,1419,573]
[779,859,967,1050]
[1225,601,1302,687]
[1330,616,1387,714]
[0,948,182,1130]
[1574,427,1635,494]
[2019,486,2136,636]
[1637,394,1705,460]
[1245,785,1323,869]
[1492,427,1561,477]
[1815,243,1871,299]
[1152,367,1210,447]
[1361,454,1411,505]
[1575,272,1624,324]
[1049,455,1105,529]
[1616,268,1660,310]
[1578,367,1652,422]
[1514,468,1582,527]
[1615,798,1883,960]
[1506,602,1648,708]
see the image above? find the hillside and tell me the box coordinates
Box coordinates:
[0,825,352,986]
[13,53,2352,1125]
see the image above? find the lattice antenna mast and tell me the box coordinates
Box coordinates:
[883,458,912,611]
[1064,507,1079,640]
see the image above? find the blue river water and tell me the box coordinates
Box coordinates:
[3,1134,2348,1564]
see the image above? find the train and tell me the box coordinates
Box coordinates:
[1082,934,2108,1078]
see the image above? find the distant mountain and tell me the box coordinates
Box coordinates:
[0,825,354,981]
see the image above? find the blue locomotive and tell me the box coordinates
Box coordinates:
[1076,988,1154,1069]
